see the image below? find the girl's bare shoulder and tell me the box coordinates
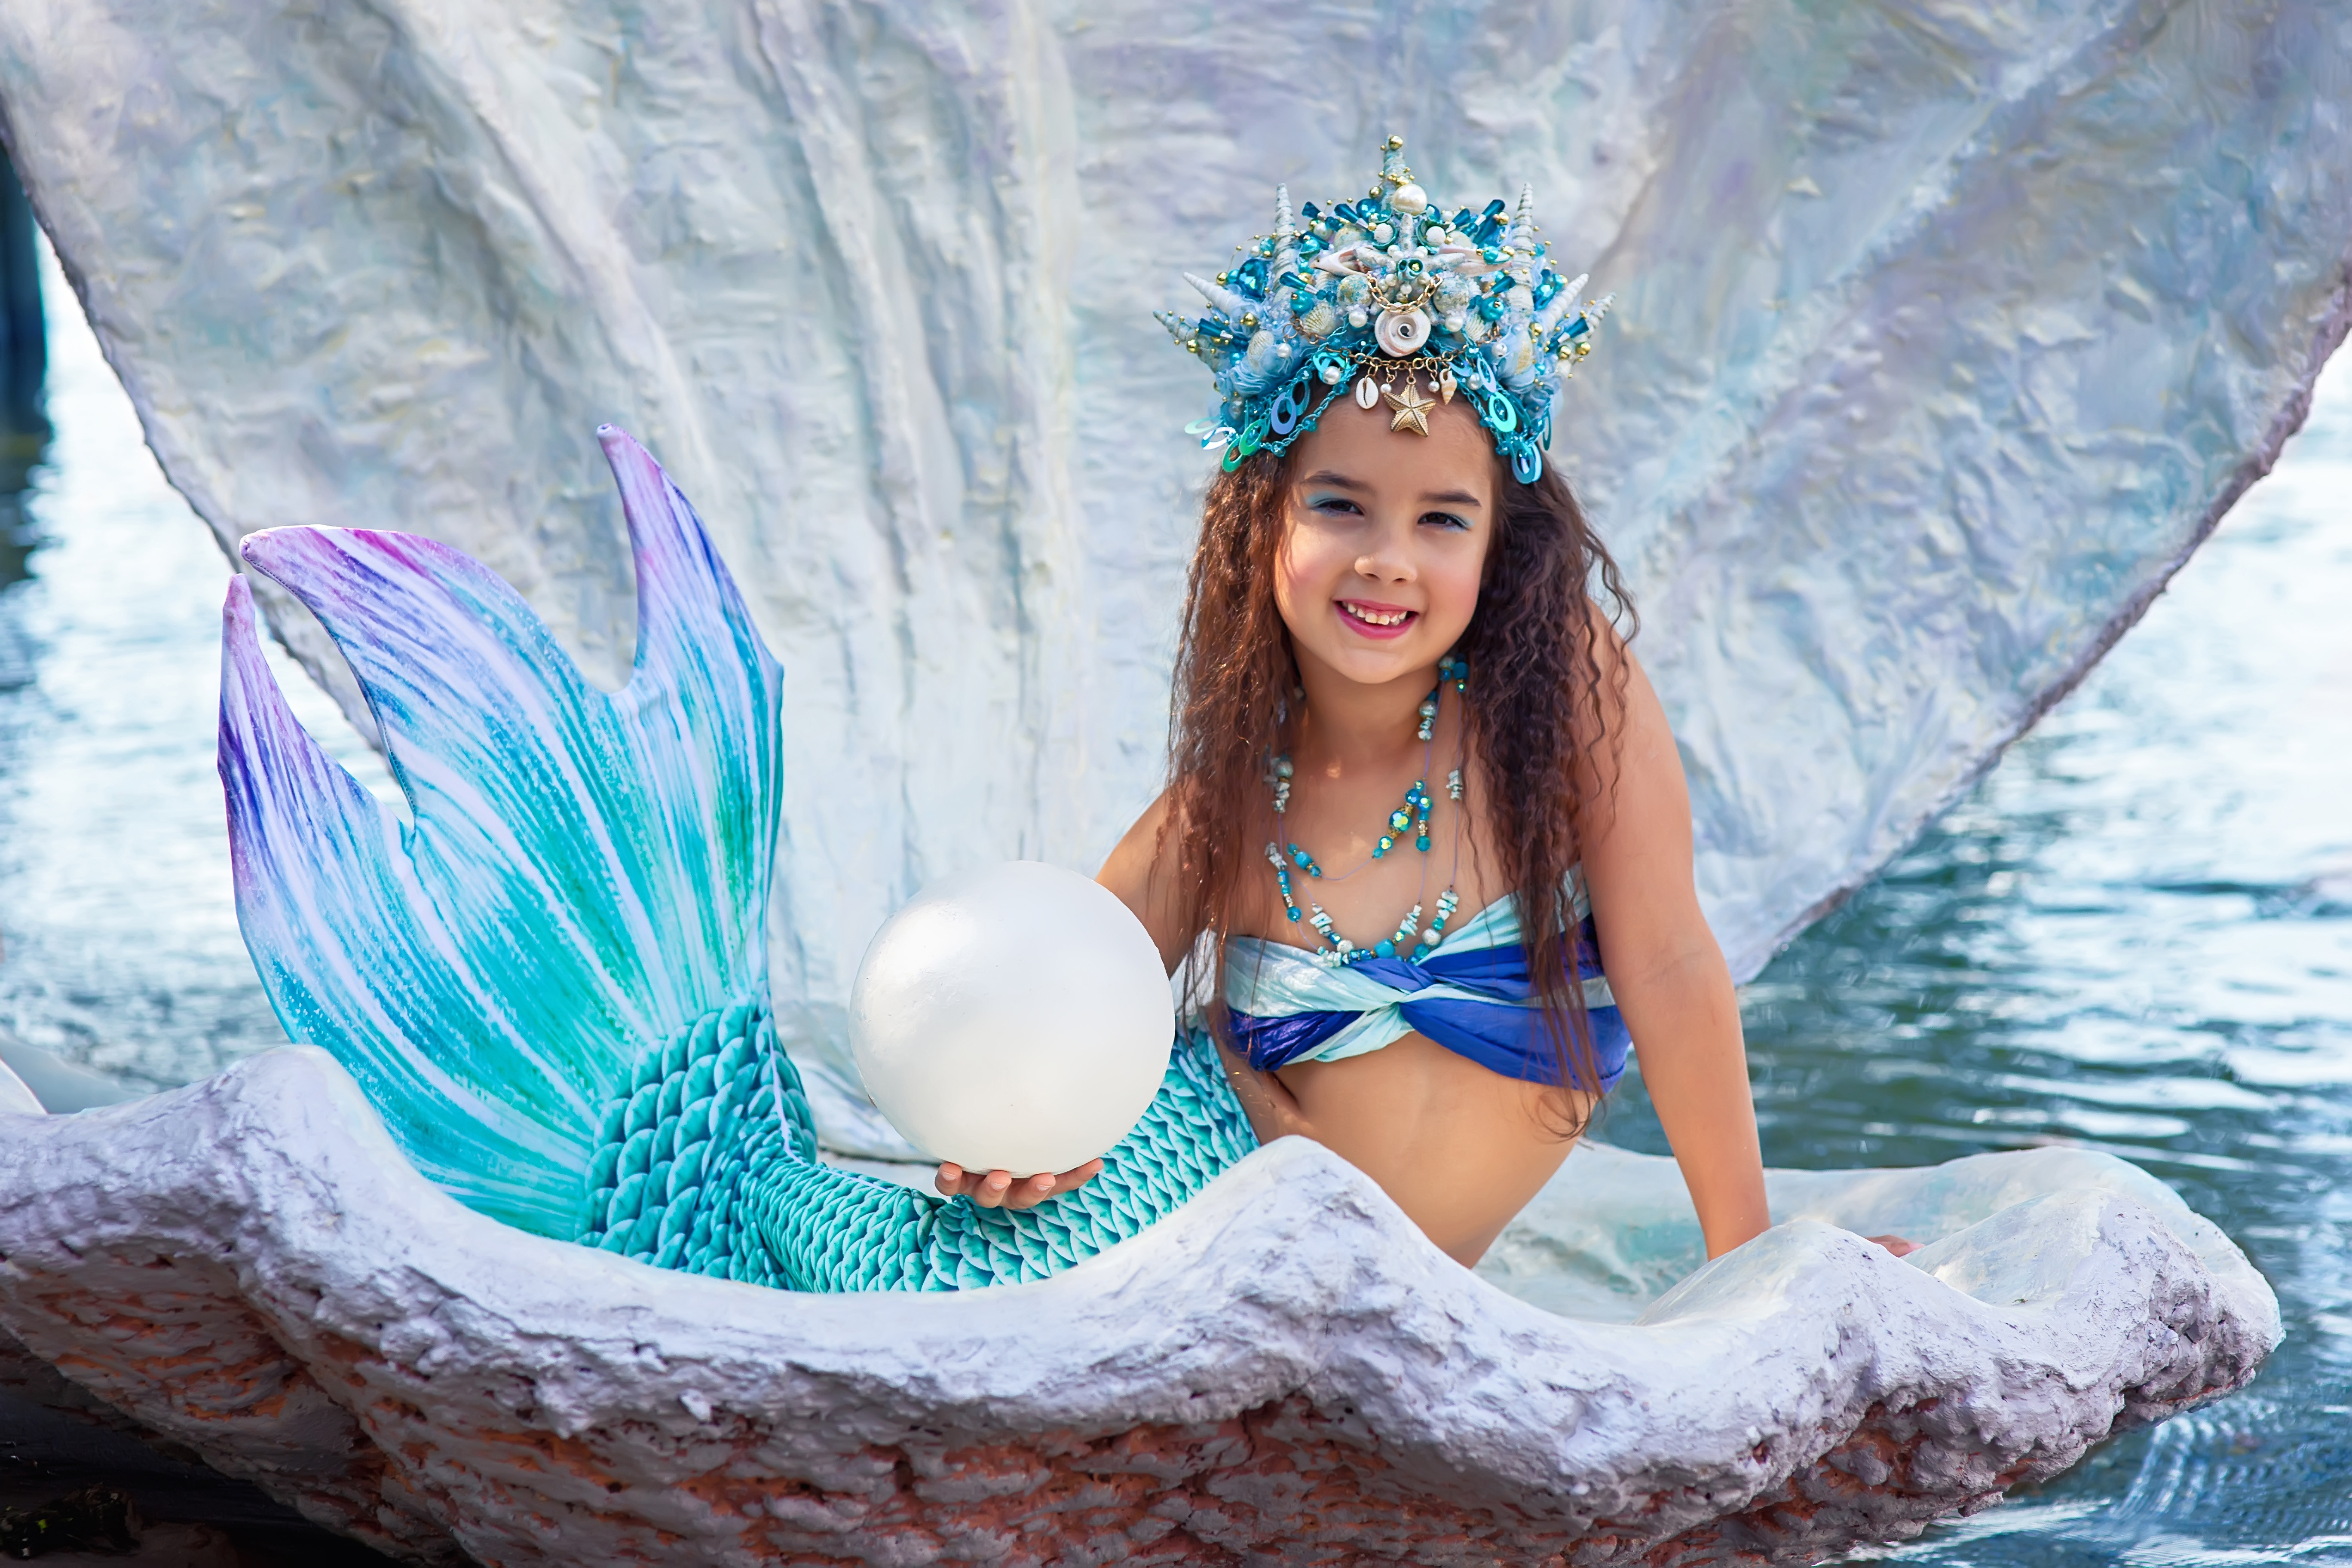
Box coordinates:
[1096,787,1192,974]
[1099,788,1175,888]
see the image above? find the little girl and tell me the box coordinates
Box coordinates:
[937,138,1773,1266]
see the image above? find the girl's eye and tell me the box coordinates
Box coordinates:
[1421,511,1471,531]
[1307,495,1362,516]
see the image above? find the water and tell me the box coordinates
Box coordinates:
[0,243,388,1091]
[1609,349,2352,1561]
[0,245,404,1562]
[0,241,2347,1558]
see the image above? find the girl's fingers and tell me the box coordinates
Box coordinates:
[1867,1234,1920,1257]
[944,1161,1107,1210]
[1013,1161,1109,1211]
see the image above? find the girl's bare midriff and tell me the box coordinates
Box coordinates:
[1222,744,1586,1266]
[1271,1033,1592,1265]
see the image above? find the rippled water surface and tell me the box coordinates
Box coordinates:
[0,248,386,1087]
[0,248,2347,1560]
[1611,350,2352,1562]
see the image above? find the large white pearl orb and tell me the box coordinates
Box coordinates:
[851,861,1172,1177]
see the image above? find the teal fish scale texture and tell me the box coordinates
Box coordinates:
[576,999,808,1286]
[579,1003,1257,1292]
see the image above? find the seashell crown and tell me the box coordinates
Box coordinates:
[1158,135,1614,486]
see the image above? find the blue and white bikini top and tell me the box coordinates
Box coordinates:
[1221,870,1630,1092]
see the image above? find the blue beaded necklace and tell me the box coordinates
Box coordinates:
[1264,657,1467,968]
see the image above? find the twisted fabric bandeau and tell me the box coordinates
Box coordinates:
[1223,887,1630,1092]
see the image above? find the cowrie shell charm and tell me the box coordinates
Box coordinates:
[1354,375,1381,410]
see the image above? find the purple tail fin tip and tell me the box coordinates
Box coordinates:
[213,431,788,1237]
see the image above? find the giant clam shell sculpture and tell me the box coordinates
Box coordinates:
[0,1053,2276,1565]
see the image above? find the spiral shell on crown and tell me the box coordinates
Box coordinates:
[1375,307,1431,358]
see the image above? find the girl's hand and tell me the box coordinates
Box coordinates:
[933,1159,1104,1210]
[1216,1039,1316,1144]
[1867,1234,1920,1258]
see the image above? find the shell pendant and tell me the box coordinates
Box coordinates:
[1374,305,1432,358]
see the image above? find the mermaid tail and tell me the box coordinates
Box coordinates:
[218,427,1252,1288]
[732,1032,1252,1290]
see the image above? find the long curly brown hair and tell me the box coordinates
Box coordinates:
[1161,441,1635,1123]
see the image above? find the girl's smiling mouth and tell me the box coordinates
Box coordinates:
[1337,599,1418,637]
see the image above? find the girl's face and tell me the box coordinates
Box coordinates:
[1274,392,1497,690]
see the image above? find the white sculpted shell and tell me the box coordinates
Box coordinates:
[1375,306,1431,358]
[0,1054,2282,1568]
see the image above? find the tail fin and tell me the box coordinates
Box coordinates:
[217,428,784,1237]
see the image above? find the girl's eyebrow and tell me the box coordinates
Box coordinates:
[1301,471,1485,509]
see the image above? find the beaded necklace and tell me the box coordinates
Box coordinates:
[1264,657,1467,968]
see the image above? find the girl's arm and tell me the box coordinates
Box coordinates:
[1579,634,1772,1259]
[1096,787,1200,976]
[1099,791,1316,1145]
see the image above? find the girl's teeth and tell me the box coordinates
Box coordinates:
[1348,604,1408,626]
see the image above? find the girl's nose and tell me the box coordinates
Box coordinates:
[1355,534,1417,582]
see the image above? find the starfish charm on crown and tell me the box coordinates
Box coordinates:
[1382,378,1436,436]
[1158,134,1617,485]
